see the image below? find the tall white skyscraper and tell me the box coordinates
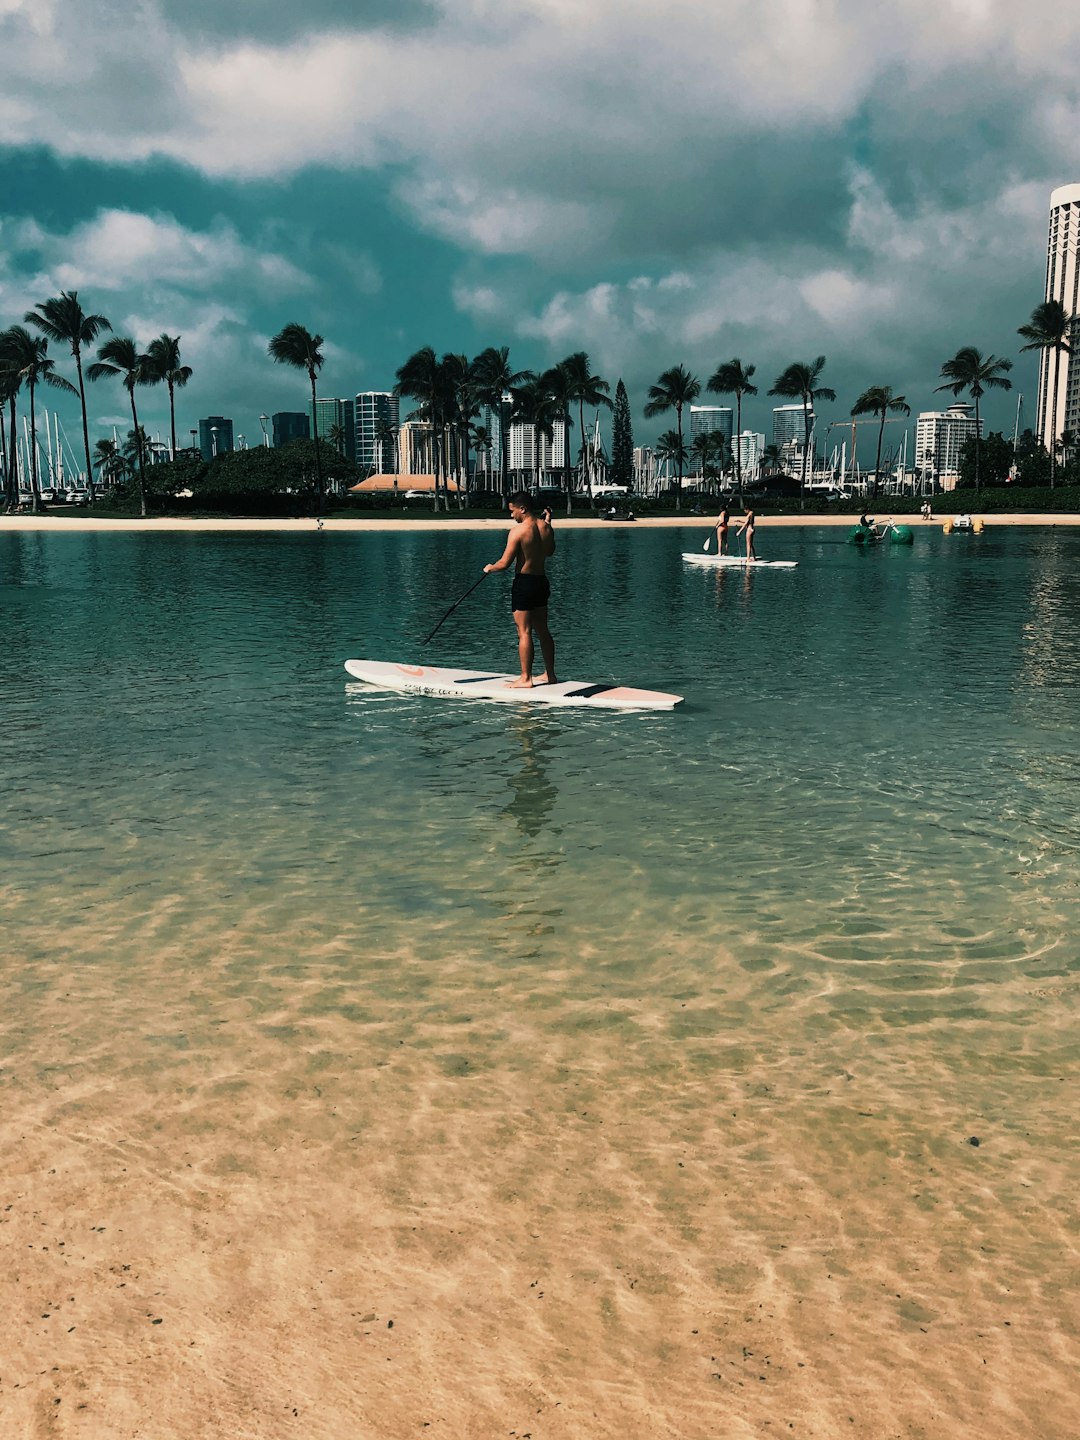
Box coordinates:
[1036,184,1080,456]
[354,392,400,473]
[690,406,733,447]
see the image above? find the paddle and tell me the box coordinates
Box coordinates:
[421,571,488,645]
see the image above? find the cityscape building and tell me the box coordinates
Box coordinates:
[507,418,567,480]
[1035,183,1080,457]
[915,404,981,489]
[198,416,234,461]
[771,404,812,452]
[690,406,734,448]
[354,392,400,474]
[309,397,356,462]
[736,431,766,477]
[272,412,309,448]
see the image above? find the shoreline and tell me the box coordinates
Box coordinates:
[2,511,1079,533]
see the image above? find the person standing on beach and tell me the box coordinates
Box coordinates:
[484,492,557,688]
[735,504,757,560]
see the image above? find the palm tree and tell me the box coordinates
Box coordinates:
[2,326,78,512]
[93,436,128,488]
[395,346,445,509]
[1017,302,1075,488]
[707,358,757,502]
[144,334,192,461]
[542,360,576,513]
[510,373,557,493]
[644,365,700,509]
[935,347,1013,493]
[851,385,911,496]
[471,346,529,499]
[268,324,325,510]
[654,429,688,492]
[327,422,347,456]
[690,430,726,491]
[0,344,22,512]
[374,415,398,476]
[470,423,493,486]
[24,291,111,502]
[442,352,476,503]
[562,352,612,504]
[769,357,835,508]
[87,336,152,516]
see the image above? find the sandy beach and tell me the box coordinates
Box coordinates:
[1,510,1079,533]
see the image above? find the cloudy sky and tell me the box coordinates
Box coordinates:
[2,0,1078,464]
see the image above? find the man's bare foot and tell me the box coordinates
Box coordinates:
[506,677,533,689]
[535,673,558,685]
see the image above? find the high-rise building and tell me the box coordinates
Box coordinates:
[690,406,734,448]
[309,397,356,462]
[508,418,567,479]
[1036,183,1080,457]
[771,404,811,451]
[915,404,980,489]
[354,392,400,474]
[272,412,310,448]
[199,416,234,461]
[736,431,766,476]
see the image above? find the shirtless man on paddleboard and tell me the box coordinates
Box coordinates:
[484,491,557,687]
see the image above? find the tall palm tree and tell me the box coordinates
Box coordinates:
[395,346,445,509]
[268,323,325,510]
[374,415,398,475]
[542,360,576,513]
[690,429,726,491]
[935,347,1013,493]
[441,352,476,503]
[327,422,347,456]
[511,373,557,493]
[0,344,22,512]
[707,358,757,502]
[3,327,78,512]
[24,291,111,502]
[644,364,700,509]
[562,352,612,504]
[769,356,835,508]
[1017,301,1075,488]
[471,345,529,499]
[851,385,911,496]
[144,334,192,460]
[654,429,688,491]
[87,336,152,516]
[470,423,493,486]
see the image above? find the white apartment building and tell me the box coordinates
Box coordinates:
[1036,183,1080,456]
[508,418,567,479]
[772,403,812,451]
[735,431,766,477]
[915,404,980,489]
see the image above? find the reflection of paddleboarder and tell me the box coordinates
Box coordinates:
[483,491,557,688]
[735,504,756,560]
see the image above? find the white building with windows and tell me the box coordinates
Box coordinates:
[507,418,567,480]
[735,431,766,477]
[354,391,399,474]
[690,405,733,447]
[1036,183,1080,458]
[915,404,980,489]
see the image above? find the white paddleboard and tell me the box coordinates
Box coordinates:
[683,553,798,569]
[344,660,683,710]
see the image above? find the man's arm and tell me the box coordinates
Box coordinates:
[484,524,523,573]
[539,508,555,556]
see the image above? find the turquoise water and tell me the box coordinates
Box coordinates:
[2,523,1078,1437]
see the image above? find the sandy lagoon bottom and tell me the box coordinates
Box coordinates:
[2,524,1078,1438]
[4,925,1076,1440]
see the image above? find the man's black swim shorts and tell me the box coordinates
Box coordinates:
[510,573,551,613]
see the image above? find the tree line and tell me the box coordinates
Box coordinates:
[1,289,1075,517]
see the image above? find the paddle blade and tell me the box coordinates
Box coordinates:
[703,534,712,551]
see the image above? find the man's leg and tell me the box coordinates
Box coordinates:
[508,608,534,686]
[532,608,557,683]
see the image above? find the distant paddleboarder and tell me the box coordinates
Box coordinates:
[716,503,730,555]
[484,492,557,688]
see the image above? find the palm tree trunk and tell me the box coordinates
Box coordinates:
[1050,344,1062,489]
[874,412,885,495]
[168,378,178,461]
[675,405,683,511]
[800,400,810,510]
[74,347,96,503]
[6,395,17,512]
[564,406,573,516]
[735,390,743,503]
[130,388,147,517]
[28,379,42,513]
[308,371,325,514]
[973,394,981,494]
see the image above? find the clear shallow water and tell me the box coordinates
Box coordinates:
[2,524,1079,1437]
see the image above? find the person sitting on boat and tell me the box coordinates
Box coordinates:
[858,511,879,537]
